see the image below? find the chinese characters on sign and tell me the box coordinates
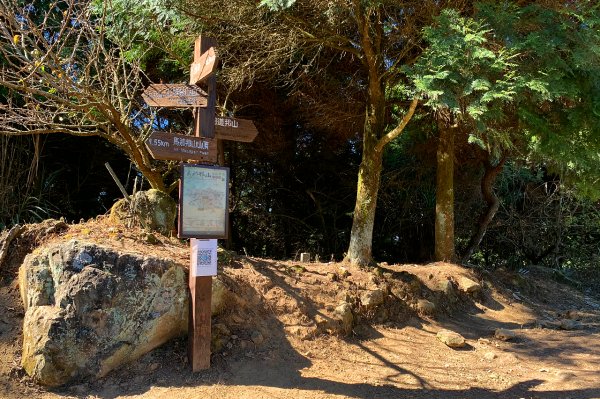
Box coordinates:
[141,84,208,107]
[140,36,258,372]
[215,117,239,128]
[214,117,258,142]
[145,131,217,163]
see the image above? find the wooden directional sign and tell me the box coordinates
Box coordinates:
[190,47,217,85]
[145,131,217,163]
[214,117,259,142]
[142,84,207,108]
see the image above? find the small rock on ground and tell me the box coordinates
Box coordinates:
[559,319,580,330]
[494,328,517,341]
[361,289,385,308]
[459,277,482,294]
[436,329,466,348]
[416,299,436,316]
[251,331,264,345]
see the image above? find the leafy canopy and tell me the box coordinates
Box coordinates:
[408,4,600,199]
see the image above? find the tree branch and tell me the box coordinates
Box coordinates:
[374,97,419,154]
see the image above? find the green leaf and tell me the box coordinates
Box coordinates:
[469,78,491,92]
[467,134,486,149]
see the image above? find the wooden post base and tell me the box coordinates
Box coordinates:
[188,275,212,371]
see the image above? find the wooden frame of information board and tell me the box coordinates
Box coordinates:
[178,163,229,239]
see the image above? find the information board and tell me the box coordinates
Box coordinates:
[179,163,229,239]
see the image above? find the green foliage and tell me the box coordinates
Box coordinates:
[91,0,198,77]
[408,9,535,139]
[259,0,296,11]
[0,136,60,227]
[478,2,600,199]
[409,4,600,199]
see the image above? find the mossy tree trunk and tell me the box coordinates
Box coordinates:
[434,119,456,262]
[344,2,421,267]
[346,119,384,267]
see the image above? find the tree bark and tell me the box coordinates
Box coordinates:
[462,154,507,262]
[0,224,24,269]
[346,143,384,266]
[434,120,456,262]
[345,2,386,267]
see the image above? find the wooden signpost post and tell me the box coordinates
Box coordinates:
[142,35,258,372]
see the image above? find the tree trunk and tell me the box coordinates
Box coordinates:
[346,144,383,266]
[344,27,386,267]
[134,162,166,192]
[434,120,456,262]
[344,3,420,267]
[462,155,507,262]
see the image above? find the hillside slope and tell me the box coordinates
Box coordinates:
[1,218,599,399]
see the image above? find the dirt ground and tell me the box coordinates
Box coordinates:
[1,219,599,399]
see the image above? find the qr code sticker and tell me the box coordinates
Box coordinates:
[197,249,212,266]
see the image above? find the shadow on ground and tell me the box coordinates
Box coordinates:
[44,259,600,399]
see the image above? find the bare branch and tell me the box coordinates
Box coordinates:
[0,0,166,190]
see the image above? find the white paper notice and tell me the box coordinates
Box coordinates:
[190,239,218,276]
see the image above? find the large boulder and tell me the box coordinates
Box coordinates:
[19,240,188,386]
[109,189,176,235]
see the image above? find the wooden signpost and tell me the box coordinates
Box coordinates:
[190,47,217,85]
[142,84,207,108]
[215,117,259,142]
[141,35,258,372]
[195,37,217,139]
[145,131,217,163]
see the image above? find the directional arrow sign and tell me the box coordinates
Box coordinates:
[145,131,217,163]
[214,117,259,142]
[190,47,217,85]
[142,84,207,108]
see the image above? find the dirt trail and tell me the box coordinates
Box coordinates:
[1,220,599,399]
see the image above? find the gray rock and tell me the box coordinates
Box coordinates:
[559,319,580,330]
[436,329,466,348]
[537,319,560,329]
[250,330,264,345]
[333,302,354,335]
[416,299,436,316]
[439,280,455,296]
[458,277,481,294]
[109,189,176,235]
[494,328,517,341]
[360,289,385,308]
[19,240,188,386]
